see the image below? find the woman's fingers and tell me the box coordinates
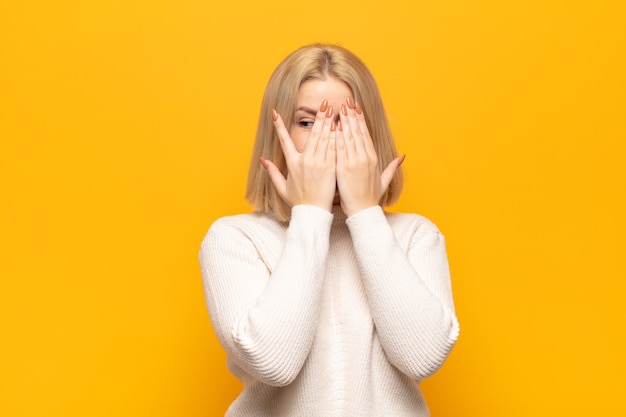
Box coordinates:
[380,155,406,191]
[354,102,376,157]
[338,104,357,157]
[327,128,337,165]
[315,106,335,159]
[335,97,404,216]
[335,121,347,162]
[340,98,375,157]
[305,102,334,157]
[265,100,338,212]
[272,109,298,161]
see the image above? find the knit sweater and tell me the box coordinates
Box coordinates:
[199,204,460,417]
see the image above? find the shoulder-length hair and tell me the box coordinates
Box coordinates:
[245,43,404,222]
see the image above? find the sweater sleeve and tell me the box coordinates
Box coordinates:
[198,205,333,386]
[346,206,460,380]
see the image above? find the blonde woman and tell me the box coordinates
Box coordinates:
[199,44,459,416]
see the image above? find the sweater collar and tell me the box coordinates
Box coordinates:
[332,204,348,225]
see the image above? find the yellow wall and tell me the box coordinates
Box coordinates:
[1,1,624,415]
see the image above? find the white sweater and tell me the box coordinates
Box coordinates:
[199,204,459,416]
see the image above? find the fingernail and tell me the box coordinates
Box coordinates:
[355,102,362,115]
[346,96,354,109]
[331,121,336,132]
[259,156,269,169]
[320,99,328,112]
[338,120,343,131]
[399,154,406,165]
[341,104,347,116]
[326,106,333,118]
[272,109,278,121]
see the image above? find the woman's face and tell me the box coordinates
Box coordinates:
[289,77,354,152]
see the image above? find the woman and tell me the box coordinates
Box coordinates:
[199,44,459,416]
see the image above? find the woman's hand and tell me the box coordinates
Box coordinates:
[260,101,337,213]
[336,97,404,217]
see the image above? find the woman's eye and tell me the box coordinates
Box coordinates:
[298,120,314,128]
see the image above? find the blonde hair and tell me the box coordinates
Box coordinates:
[246,44,404,222]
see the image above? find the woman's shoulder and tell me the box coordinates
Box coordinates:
[384,210,444,237]
[207,211,285,235]
[199,211,287,268]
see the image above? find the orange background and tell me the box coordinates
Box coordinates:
[1,1,624,416]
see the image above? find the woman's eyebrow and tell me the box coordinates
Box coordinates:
[294,106,317,116]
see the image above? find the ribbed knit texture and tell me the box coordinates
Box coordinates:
[199,205,460,417]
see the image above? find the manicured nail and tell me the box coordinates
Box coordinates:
[399,154,406,165]
[341,104,347,116]
[346,96,354,109]
[355,102,362,115]
[259,156,269,169]
[337,120,343,131]
[331,121,336,132]
[326,106,333,118]
[272,109,278,121]
[320,99,328,112]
